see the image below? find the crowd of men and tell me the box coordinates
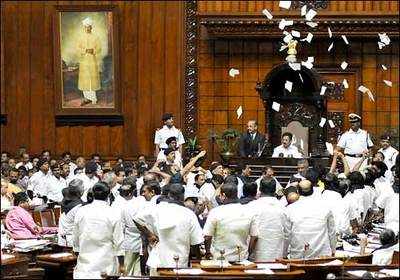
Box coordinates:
[0,112,399,278]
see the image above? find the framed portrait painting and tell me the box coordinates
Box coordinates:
[53,5,121,117]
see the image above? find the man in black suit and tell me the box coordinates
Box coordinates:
[238,120,267,158]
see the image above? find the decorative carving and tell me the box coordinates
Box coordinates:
[200,17,399,38]
[292,0,329,10]
[322,82,345,101]
[327,112,345,143]
[275,103,320,127]
[183,0,198,138]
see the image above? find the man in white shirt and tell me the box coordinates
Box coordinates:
[203,183,258,262]
[62,151,77,176]
[255,165,282,196]
[27,158,52,199]
[248,179,286,261]
[47,163,68,203]
[74,161,99,202]
[73,182,125,279]
[156,136,183,169]
[135,184,203,275]
[378,134,399,173]
[195,173,215,202]
[154,113,185,156]
[283,180,336,259]
[272,132,302,158]
[15,152,33,170]
[372,229,399,265]
[111,184,134,213]
[336,113,374,170]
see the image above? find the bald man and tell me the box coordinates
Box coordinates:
[238,120,267,158]
[283,180,336,259]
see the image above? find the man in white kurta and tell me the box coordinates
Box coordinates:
[336,113,374,170]
[135,184,203,272]
[27,159,52,198]
[378,134,398,177]
[247,179,286,261]
[283,180,336,259]
[203,184,258,262]
[154,113,185,156]
[77,17,101,105]
[73,182,124,279]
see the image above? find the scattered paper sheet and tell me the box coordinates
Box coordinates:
[289,62,301,71]
[229,68,240,77]
[340,61,348,70]
[285,80,293,92]
[305,9,317,21]
[50,252,73,258]
[358,85,375,102]
[319,117,327,127]
[236,105,243,119]
[342,79,349,89]
[301,5,307,16]
[381,64,388,70]
[173,269,204,275]
[341,35,349,45]
[379,269,399,278]
[378,33,391,46]
[279,19,294,30]
[301,32,313,43]
[279,44,288,52]
[383,80,393,87]
[283,33,293,43]
[272,102,281,112]
[291,30,301,38]
[320,85,327,96]
[301,57,314,69]
[378,42,385,50]
[326,142,334,155]
[328,27,332,38]
[262,9,273,20]
[245,269,274,274]
[257,263,287,270]
[306,21,318,28]
[279,1,291,9]
[328,42,334,52]
[318,259,344,266]
[328,120,335,128]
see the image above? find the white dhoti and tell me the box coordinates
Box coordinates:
[83,90,97,104]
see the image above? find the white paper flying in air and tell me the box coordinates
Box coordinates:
[279,19,294,30]
[341,61,348,70]
[381,64,388,71]
[291,30,301,38]
[319,117,326,127]
[328,120,335,128]
[301,57,314,69]
[378,33,391,46]
[320,85,327,96]
[358,85,370,94]
[301,32,313,43]
[341,35,349,45]
[283,33,293,44]
[305,9,317,21]
[301,5,307,16]
[326,142,334,155]
[328,42,334,52]
[298,73,304,83]
[272,102,281,112]
[236,106,243,119]
[328,27,332,38]
[229,68,240,77]
[383,80,393,87]
[306,21,318,28]
[262,9,273,20]
[285,80,293,92]
[358,85,375,102]
[279,1,292,9]
[342,79,349,89]
[378,42,385,50]
[289,62,301,71]
[279,44,288,52]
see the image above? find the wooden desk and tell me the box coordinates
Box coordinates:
[276,254,373,265]
[1,254,29,279]
[36,252,76,280]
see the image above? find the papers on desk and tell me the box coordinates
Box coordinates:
[347,270,369,278]
[318,259,344,266]
[173,269,204,275]
[380,269,399,277]
[342,240,373,254]
[49,252,73,258]
[235,260,254,266]
[335,250,360,258]
[1,253,15,260]
[244,269,274,274]
[257,263,287,270]
[13,239,50,252]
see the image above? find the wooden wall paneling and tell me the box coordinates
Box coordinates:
[96,126,110,156]
[30,2,45,155]
[69,126,82,156]
[56,126,70,155]
[43,1,56,155]
[137,2,153,155]
[151,1,165,133]
[121,1,138,157]
[82,126,96,156]
[110,125,123,156]
[16,3,31,149]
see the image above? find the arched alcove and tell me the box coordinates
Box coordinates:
[256,63,327,156]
